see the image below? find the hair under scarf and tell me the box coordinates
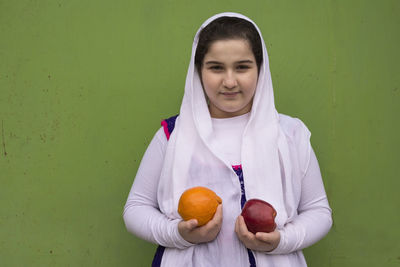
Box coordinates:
[157,12,310,233]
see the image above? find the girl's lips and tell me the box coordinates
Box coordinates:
[221,92,240,96]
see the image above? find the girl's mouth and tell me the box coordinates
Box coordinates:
[221,91,240,96]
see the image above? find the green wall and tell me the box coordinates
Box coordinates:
[1,0,399,266]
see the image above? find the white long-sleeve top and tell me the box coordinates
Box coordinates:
[123,113,332,266]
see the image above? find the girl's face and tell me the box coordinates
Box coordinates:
[201,39,258,118]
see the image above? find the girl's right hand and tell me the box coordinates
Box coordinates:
[178,204,223,244]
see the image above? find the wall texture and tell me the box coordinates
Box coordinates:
[1,0,399,266]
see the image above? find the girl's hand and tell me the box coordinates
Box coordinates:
[178,204,223,244]
[235,215,280,252]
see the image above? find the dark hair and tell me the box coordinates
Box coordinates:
[194,16,263,74]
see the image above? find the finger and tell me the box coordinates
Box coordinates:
[234,216,240,234]
[235,216,249,242]
[236,216,264,250]
[212,204,223,223]
[235,216,246,244]
[255,232,272,243]
[205,205,223,230]
[236,216,245,236]
[238,216,248,231]
[237,216,255,243]
[255,230,278,242]
[256,230,280,243]
[203,205,223,236]
[237,216,250,236]
[185,219,198,230]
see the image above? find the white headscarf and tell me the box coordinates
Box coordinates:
[157,12,305,230]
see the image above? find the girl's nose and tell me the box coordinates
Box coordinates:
[222,73,238,89]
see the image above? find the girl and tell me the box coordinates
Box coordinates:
[123,12,332,267]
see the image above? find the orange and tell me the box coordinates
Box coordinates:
[178,186,222,226]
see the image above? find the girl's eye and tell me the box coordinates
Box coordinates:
[237,65,250,70]
[209,65,223,70]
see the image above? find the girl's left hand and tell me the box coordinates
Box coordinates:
[235,215,280,252]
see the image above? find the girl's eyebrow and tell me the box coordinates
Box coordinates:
[204,61,223,65]
[204,59,255,65]
[237,60,254,64]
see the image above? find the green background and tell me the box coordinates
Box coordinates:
[1,0,399,266]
